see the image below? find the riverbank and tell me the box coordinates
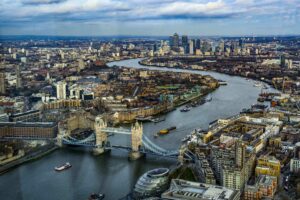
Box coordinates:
[138,58,276,90]
[174,89,214,107]
[0,144,58,175]
[105,56,147,66]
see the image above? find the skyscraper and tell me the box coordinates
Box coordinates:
[195,39,201,50]
[182,35,188,47]
[219,40,225,52]
[239,39,244,48]
[0,72,6,95]
[16,65,22,89]
[56,81,67,99]
[182,35,188,54]
[170,33,179,49]
[280,55,286,68]
[189,40,194,55]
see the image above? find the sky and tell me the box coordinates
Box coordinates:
[0,0,300,36]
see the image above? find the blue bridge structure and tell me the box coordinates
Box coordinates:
[0,117,190,160]
[61,117,179,159]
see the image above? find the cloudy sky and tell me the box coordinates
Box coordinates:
[0,0,299,36]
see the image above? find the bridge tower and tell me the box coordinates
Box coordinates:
[56,121,68,147]
[178,145,186,164]
[129,121,143,160]
[93,116,108,155]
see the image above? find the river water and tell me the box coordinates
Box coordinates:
[0,58,271,200]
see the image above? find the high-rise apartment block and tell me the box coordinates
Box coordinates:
[0,72,6,95]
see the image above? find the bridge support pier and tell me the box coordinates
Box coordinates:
[56,129,65,147]
[93,116,108,155]
[93,146,106,155]
[128,151,143,161]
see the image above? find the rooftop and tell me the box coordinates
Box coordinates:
[162,179,240,200]
[0,121,57,128]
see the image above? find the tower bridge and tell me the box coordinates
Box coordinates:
[61,116,180,160]
[0,116,187,160]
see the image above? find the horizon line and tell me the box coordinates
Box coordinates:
[1,34,300,38]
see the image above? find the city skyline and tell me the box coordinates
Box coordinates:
[0,0,300,36]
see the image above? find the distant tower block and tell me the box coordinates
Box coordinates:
[0,72,6,95]
[129,121,143,160]
[93,116,108,155]
[16,65,22,89]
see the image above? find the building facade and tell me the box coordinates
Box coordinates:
[162,179,240,200]
[0,122,58,139]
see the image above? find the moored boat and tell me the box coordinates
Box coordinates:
[180,107,190,112]
[253,82,263,87]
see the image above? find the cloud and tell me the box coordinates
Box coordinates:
[0,0,299,22]
[0,0,299,35]
[22,0,66,5]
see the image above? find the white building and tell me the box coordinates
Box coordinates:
[56,81,67,99]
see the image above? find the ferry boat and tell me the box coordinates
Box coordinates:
[55,162,72,172]
[158,126,177,135]
[180,107,190,112]
[158,129,169,135]
[218,81,227,86]
[88,193,105,200]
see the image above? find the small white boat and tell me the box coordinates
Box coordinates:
[180,107,190,112]
[253,82,263,87]
[55,162,72,171]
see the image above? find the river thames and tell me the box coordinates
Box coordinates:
[0,58,272,200]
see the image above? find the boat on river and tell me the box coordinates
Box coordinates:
[218,80,227,85]
[135,116,153,122]
[158,126,177,135]
[88,193,105,200]
[180,107,190,112]
[253,82,263,87]
[151,117,165,123]
[55,162,71,172]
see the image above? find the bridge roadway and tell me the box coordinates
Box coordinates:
[101,127,131,135]
[1,127,180,158]
[61,133,179,158]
